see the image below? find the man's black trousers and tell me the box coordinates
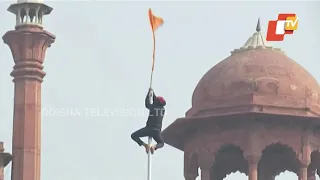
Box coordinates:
[131,127,164,149]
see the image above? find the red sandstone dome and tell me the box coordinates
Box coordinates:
[187,48,320,117]
[162,20,320,151]
[186,30,320,118]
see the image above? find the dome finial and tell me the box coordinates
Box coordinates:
[256,18,261,32]
[230,17,279,54]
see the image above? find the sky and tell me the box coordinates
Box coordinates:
[0,1,320,180]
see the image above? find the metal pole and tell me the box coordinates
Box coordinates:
[147,89,153,180]
[147,136,152,180]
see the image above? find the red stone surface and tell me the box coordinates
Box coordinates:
[2,25,55,180]
[162,48,320,179]
[188,48,320,118]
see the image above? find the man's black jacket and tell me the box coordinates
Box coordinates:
[145,90,165,131]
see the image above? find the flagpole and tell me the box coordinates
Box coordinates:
[149,31,156,88]
[147,30,156,180]
[147,9,163,179]
[147,136,152,180]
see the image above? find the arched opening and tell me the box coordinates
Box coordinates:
[20,8,27,23]
[29,8,36,23]
[224,171,247,180]
[38,10,43,24]
[211,144,247,180]
[275,170,297,180]
[196,168,201,180]
[259,143,299,179]
[310,151,320,179]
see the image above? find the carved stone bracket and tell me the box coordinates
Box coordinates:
[246,154,260,180]
[245,154,261,165]
[297,145,312,167]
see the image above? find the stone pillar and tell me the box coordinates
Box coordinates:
[198,153,214,180]
[2,26,55,180]
[297,144,311,180]
[184,152,199,180]
[200,167,210,180]
[246,155,260,180]
[299,164,308,180]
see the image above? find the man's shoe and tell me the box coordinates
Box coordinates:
[150,146,156,154]
[143,144,150,154]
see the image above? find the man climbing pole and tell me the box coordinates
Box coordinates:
[130,8,165,155]
[131,88,166,154]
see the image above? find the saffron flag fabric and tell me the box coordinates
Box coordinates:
[148,8,163,79]
[148,8,164,32]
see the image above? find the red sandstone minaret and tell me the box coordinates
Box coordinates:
[2,1,55,180]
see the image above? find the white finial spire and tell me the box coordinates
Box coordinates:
[256,18,261,32]
[7,0,52,29]
[231,18,281,55]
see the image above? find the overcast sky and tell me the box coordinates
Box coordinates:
[0,1,320,180]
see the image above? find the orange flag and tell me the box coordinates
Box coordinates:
[148,8,164,32]
[148,8,163,80]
